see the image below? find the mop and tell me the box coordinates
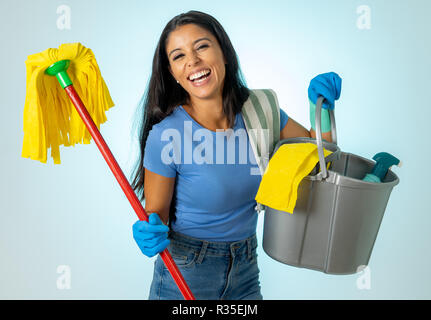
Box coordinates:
[21,42,195,300]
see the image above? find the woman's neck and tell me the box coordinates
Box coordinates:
[184,95,230,131]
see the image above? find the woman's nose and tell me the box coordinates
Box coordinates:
[187,52,200,67]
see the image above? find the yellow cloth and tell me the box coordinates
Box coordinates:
[255,143,332,214]
[22,43,114,164]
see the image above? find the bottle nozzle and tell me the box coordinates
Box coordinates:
[371,152,401,181]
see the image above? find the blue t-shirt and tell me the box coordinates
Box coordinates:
[143,105,289,241]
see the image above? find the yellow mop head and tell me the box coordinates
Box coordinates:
[22,42,114,164]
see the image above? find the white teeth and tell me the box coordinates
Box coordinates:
[194,76,208,83]
[189,69,210,81]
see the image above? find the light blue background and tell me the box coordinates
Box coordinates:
[1,0,429,299]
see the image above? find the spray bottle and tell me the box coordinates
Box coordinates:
[363,152,402,183]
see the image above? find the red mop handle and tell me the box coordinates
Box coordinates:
[64,85,195,300]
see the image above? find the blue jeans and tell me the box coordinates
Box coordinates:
[148,231,263,300]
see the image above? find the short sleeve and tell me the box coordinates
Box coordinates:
[143,125,177,178]
[280,108,289,131]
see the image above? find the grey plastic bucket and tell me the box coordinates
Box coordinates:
[262,97,400,275]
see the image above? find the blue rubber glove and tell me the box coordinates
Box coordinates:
[132,213,170,258]
[308,72,342,132]
[308,72,342,110]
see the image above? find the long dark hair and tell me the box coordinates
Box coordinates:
[130,10,249,223]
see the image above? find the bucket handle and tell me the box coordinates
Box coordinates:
[315,96,337,180]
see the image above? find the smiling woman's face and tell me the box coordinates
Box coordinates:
[166,23,226,102]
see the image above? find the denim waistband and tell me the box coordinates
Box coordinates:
[168,230,257,262]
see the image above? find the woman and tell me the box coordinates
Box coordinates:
[130,10,341,300]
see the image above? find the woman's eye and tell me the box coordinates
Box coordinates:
[172,45,208,61]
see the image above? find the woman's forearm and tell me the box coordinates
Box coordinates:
[310,128,333,143]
